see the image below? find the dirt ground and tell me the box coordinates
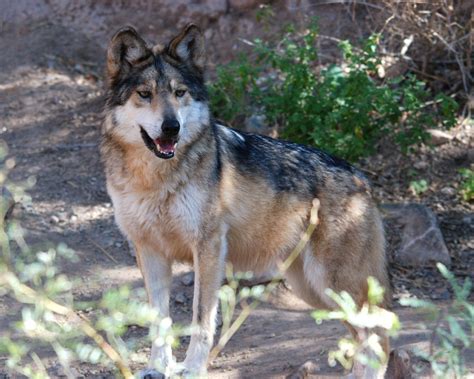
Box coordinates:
[0,3,472,378]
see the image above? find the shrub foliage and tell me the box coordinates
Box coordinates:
[209,21,458,161]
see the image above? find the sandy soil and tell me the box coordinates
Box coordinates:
[0,9,472,379]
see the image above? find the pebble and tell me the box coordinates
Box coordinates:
[174,293,186,304]
[57,211,68,222]
[181,272,195,286]
[414,160,429,170]
[440,186,456,196]
[50,215,60,224]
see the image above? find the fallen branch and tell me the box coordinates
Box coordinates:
[87,236,119,264]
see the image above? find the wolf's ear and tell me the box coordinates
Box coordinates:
[107,26,152,83]
[167,24,205,72]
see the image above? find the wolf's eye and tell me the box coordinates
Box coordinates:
[175,89,186,98]
[137,90,152,100]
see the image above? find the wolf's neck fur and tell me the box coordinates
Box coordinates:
[101,119,216,194]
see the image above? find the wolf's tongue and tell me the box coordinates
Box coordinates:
[155,138,175,154]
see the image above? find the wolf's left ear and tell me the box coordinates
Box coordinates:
[167,24,205,72]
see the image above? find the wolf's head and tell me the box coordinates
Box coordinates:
[105,24,209,159]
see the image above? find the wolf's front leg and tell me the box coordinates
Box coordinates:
[183,231,227,376]
[135,244,173,378]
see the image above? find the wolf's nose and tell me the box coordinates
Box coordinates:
[161,118,180,136]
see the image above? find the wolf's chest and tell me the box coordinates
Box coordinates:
[109,182,208,244]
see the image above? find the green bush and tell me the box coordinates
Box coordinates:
[209,21,458,161]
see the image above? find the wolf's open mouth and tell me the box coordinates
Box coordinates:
[154,137,178,158]
[140,126,178,159]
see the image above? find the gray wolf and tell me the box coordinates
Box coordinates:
[101,24,391,378]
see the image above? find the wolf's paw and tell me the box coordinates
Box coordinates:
[174,364,207,378]
[179,370,208,378]
[136,368,165,379]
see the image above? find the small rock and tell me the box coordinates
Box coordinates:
[174,293,186,304]
[50,215,60,224]
[74,63,85,74]
[204,29,214,40]
[440,186,456,196]
[413,160,428,170]
[57,211,68,222]
[427,129,453,146]
[381,203,451,267]
[181,272,195,286]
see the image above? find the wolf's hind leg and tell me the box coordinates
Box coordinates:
[283,246,333,309]
[285,247,390,378]
[135,244,173,377]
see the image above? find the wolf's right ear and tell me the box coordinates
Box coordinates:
[107,27,152,83]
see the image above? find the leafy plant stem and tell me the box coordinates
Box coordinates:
[1,272,134,379]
